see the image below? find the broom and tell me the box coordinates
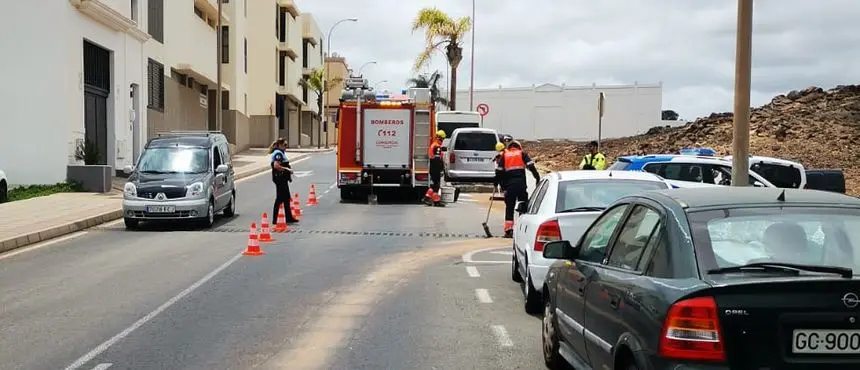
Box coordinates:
[481,188,497,238]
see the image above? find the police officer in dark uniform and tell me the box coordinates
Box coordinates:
[270,138,298,224]
[495,140,540,238]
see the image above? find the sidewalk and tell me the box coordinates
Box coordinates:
[0,149,318,254]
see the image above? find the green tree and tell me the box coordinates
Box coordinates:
[407,70,449,108]
[412,7,471,110]
[299,68,343,145]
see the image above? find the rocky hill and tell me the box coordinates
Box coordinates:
[525,84,860,194]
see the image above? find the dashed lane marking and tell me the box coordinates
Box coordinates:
[466,266,480,277]
[91,364,112,370]
[490,251,514,256]
[491,325,514,347]
[475,288,493,303]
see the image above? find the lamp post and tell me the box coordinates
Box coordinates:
[731,0,753,186]
[373,80,388,91]
[358,61,376,77]
[468,0,476,111]
[323,17,358,148]
[215,0,223,131]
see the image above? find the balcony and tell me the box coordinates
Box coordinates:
[68,0,149,41]
[193,0,230,28]
[277,42,298,60]
[278,0,300,17]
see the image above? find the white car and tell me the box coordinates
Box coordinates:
[640,156,776,188]
[511,170,674,314]
[724,155,807,189]
[0,169,7,203]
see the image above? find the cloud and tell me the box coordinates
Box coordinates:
[299,0,860,119]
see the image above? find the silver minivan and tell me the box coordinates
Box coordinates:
[444,127,501,183]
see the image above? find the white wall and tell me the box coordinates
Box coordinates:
[285,13,302,99]
[247,0,277,116]
[444,83,663,141]
[0,0,146,185]
[300,13,323,113]
[224,0,249,114]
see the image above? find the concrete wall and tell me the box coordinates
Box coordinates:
[222,110,250,151]
[249,115,278,147]
[445,82,663,141]
[147,74,209,138]
[0,0,147,185]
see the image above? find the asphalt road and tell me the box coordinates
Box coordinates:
[0,152,546,370]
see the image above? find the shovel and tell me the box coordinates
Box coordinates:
[481,188,497,238]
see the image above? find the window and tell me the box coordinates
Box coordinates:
[130,0,138,22]
[713,165,761,186]
[607,159,632,171]
[219,144,231,165]
[244,38,248,74]
[147,0,164,43]
[607,205,661,270]
[751,162,802,188]
[527,179,550,214]
[302,40,309,68]
[244,93,248,114]
[221,26,230,63]
[578,205,629,263]
[136,148,209,174]
[302,83,308,103]
[555,179,668,213]
[213,146,223,168]
[690,207,860,273]
[453,132,498,151]
[278,52,285,86]
[641,232,671,278]
[147,59,165,110]
[221,91,229,111]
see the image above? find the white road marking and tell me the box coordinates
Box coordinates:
[475,288,493,303]
[236,156,310,182]
[466,266,480,277]
[490,251,514,256]
[293,170,313,178]
[328,183,337,190]
[91,364,112,370]
[491,325,514,347]
[64,252,245,370]
[462,246,514,265]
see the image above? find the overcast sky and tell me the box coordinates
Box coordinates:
[300,0,860,120]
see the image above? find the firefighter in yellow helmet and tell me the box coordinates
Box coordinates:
[423,130,447,206]
[495,140,540,238]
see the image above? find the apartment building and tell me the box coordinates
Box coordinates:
[324,53,351,146]
[218,0,251,151]
[0,0,150,185]
[299,14,323,147]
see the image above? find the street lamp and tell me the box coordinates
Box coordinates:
[358,61,376,77]
[730,0,753,186]
[373,80,388,91]
[468,0,476,111]
[323,17,358,148]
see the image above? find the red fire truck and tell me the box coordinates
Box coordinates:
[336,86,437,201]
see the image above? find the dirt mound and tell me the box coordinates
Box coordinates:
[525,84,860,194]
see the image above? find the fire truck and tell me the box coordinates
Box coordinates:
[336,82,437,202]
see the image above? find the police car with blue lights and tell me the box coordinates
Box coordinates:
[608,147,783,188]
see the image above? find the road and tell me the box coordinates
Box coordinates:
[0,152,548,370]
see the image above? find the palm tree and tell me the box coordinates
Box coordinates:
[407,70,449,108]
[298,68,342,145]
[412,7,471,110]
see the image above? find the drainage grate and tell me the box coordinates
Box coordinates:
[92,226,483,239]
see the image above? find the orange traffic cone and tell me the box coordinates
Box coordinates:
[306,184,319,206]
[273,204,289,232]
[259,213,274,242]
[242,223,264,256]
[293,193,303,218]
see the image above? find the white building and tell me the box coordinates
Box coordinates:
[0,0,150,185]
[446,82,663,141]
[298,13,323,147]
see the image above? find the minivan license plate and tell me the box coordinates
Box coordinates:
[792,329,860,354]
[146,205,175,213]
[465,157,485,162]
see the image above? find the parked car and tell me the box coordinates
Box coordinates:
[511,170,674,314]
[726,155,807,188]
[540,187,860,370]
[639,156,776,187]
[444,127,501,183]
[805,169,846,193]
[121,131,236,229]
[0,168,7,203]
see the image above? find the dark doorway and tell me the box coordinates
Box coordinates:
[83,40,111,165]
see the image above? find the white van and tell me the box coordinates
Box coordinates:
[724,155,807,189]
[445,127,501,183]
[435,111,481,147]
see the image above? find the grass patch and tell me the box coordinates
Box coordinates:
[7,182,83,202]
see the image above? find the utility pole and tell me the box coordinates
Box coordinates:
[215,0,223,132]
[468,0,475,111]
[731,0,753,186]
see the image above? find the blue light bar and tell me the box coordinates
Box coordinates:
[679,147,717,156]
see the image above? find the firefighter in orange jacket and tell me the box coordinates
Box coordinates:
[424,130,447,206]
[495,140,540,238]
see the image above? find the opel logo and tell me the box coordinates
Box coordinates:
[155,193,166,201]
[842,293,859,308]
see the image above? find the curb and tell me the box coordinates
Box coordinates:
[0,153,311,254]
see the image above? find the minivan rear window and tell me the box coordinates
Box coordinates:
[751,162,802,188]
[454,133,498,151]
